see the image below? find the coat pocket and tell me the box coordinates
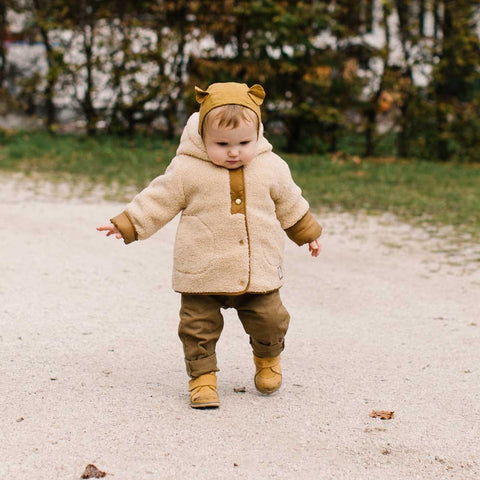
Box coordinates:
[260,235,284,268]
[174,216,215,274]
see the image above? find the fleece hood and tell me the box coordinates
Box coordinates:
[176,112,273,163]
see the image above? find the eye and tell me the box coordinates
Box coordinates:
[216,142,228,146]
[240,141,251,145]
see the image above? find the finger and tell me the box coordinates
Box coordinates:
[310,243,320,257]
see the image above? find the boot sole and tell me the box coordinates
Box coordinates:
[190,401,220,409]
[255,379,282,395]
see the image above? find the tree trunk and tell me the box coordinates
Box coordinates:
[38,27,56,132]
[364,106,376,157]
[0,1,6,90]
[285,117,301,153]
[435,104,449,161]
[397,100,410,158]
[433,0,440,41]
[364,0,391,157]
[329,129,338,153]
[419,0,426,36]
[394,0,415,158]
[31,0,58,132]
[83,26,97,136]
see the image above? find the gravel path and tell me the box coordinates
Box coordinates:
[1,174,479,479]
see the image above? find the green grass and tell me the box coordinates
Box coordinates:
[0,131,176,188]
[288,153,480,233]
[1,131,479,238]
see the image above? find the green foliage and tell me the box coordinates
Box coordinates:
[3,0,480,161]
[188,0,367,153]
[425,0,480,161]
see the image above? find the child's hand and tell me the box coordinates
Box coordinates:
[97,223,123,240]
[308,238,321,257]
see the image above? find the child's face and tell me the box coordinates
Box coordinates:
[203,118,258,170]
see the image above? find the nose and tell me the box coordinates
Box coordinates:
[228,147,239,157]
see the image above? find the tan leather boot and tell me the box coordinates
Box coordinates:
[253,354,282,394]
[188,372,220,408]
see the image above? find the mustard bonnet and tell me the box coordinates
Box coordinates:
[195,82,265,135]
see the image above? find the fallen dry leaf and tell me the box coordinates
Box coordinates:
[80,464,107,479]
[233,387,246,393]
[369,410,394,420]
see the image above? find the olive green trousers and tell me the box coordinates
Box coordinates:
[179,290,290,378]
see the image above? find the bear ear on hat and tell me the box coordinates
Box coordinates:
[195,86,209,104]
[248,84,265,105]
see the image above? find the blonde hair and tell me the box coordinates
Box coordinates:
[202,105,258,138]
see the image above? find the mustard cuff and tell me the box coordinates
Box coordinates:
[285,211,322,246]
[110,211,138,245]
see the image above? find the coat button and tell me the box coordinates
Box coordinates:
[239,239,244,245]
[235,198,242,205]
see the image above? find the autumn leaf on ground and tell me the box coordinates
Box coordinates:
[80,464,107,479]
[369,410,394,420]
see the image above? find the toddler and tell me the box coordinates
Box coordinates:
[97,82,322,408]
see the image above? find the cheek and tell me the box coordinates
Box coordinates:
[206,146,224,164]
[243,144,257,161]
[206,144,217,157]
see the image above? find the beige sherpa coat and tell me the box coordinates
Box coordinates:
[111,113,322,294]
